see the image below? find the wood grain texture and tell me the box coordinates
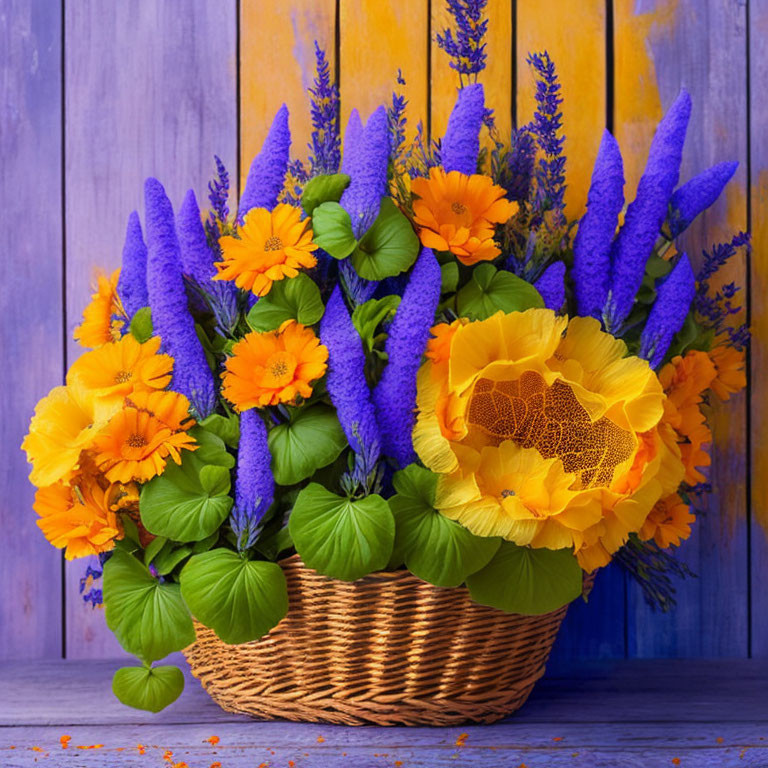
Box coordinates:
[615,0,749,657]
[339,0,427,140]
[240,0,335,185]
[430,0,512,146]
[63,0,237,659]
[516,0,606,217]
[0,0,64,660]
[750,0,768,658]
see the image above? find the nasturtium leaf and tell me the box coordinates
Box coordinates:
[129,307,153,343]
[268,404,348,485]
[180,549,288,645]
[199,412,240,449]
[246,273,325,332]
[153,544,193,576]
[103,550,195,663]
[301,173,351,216]
[456,263,544,320]
[140,453,233,543]
[311,201,358,259]
[112,664,184,713]
[466,541,583,615]
[351,295,401,352]
[646,253,674,279]
[350,198,420,280]
[188,426,235,469]
[388,465,500,587]
[289,484,395,581]
[143,535,167,568]
[441,261,459,293]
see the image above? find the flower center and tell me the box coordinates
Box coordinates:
[264,235,283,251]
[114,370,132,384]
[262,350,297,388]
[451,201,467,215]
[501,489,516,498]
[126,433,148,448]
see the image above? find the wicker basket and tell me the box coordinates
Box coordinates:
[184,554,581,726]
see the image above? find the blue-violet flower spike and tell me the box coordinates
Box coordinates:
[669,160,738,238]
[534,261,566,312]
[440,82,485,176]
[116,211,149,320]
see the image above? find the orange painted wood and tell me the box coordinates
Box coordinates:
[516,0,606,217]
[240,0,335,186]
[339,0,428,139]
[430,0,512,146]
[614,0,749,657]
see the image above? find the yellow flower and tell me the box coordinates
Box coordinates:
[222,320,328,410]
[73,270,125,348]
[94,390,197,483]
[34,474,122,560]
[67,335,174,422]
[639,493,695,549]
[411,168,517,266]
[22,385,101,488]
[215,203,318,296]
[414,309,685,571]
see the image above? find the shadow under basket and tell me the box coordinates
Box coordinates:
[184,554,584,726]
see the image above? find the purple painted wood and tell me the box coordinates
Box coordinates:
[0,0,64,659]
[620,0,750,657]
[63,0,238,659]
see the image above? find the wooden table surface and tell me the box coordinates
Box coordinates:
[1,657,766,767]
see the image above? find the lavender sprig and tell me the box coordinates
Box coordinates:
[503,126,536,202]
[388,69,407,159]
[435,0,489,83]
[116,211,149,320]
[206,155,230,234]
[308,42,341,176]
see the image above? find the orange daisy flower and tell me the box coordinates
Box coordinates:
[639,493,695,549]
[73,269,125,348]
[215,203,318,297]
[222,320,328,410]
[94,390,197,483]
[34,474,122,560]
[708,344,747,401]
[67,335,174,421]
[411,168,517,266]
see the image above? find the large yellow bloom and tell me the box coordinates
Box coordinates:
[414,309,685,571]
[73,269,125,348]
[67,335,174,422]
[215,204,318,296]
[411,168,517,266]
[34,474,122,560]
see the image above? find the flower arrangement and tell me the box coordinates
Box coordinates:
[23,0,747,715]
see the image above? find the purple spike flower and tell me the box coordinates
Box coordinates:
[116,211,148,320]
[669,161,738,237]
[144,177,216,419]
[320,286,381,489]
[605,89,691,332]
[504,126,536,202]
[341,109,364,176]
[534,261,566,312]
[572,130,625,318]
[435,0,489,80]
[308,42,341,175]
[230,410,274,551]
[373,249,441,468]
[239,104,291,220]
[440,83,485,176]
[639,253,696,368]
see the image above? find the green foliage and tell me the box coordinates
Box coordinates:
[311,202,358,259]
[199,412,240,449]
[350,198,420,280]
[289,484,395,581]
[129,307,153,343]
[352,295,401,353]
[440,261,459,294]
[103,550,195,662]
[180,549,288,645]
[466,541,583,615]
[112,664,184,713]
[246,273,325,332]
[268,404,348,485]
[388,465,500,586]
[301,173,350,216]
[456,264,544,320]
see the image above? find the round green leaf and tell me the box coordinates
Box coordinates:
[246,273,325,332]
[289,484,395,581]
[129,307,153,343]
[466,541,583,615]
[301,173,350,216]
[389,465,500,587]
[268,404,348,485]
[140,453,233,542]
[312,201,357,259]
[180,549,288,645]
[103,550,195,662]
[112,664,185,713]
[350,198,420,280]
[199,412,240,448]
[188,426,235,469]
[457,263,544,320]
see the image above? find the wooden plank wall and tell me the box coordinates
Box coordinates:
[0,0,759,662]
